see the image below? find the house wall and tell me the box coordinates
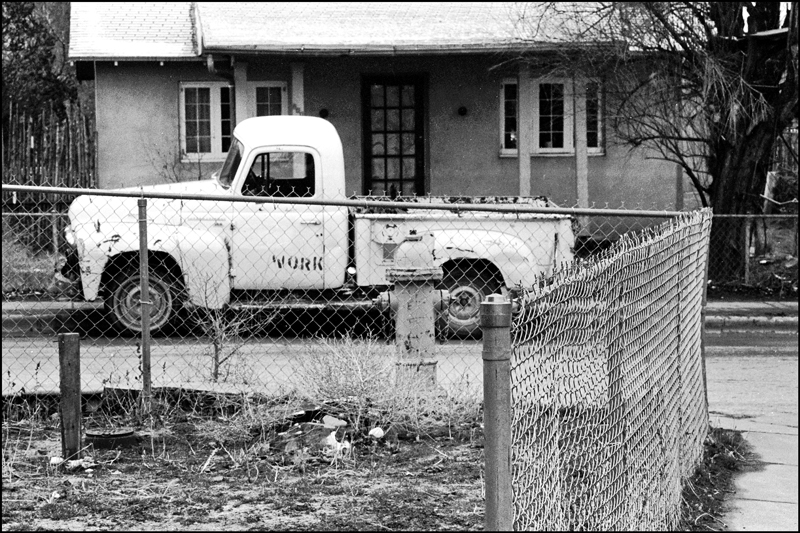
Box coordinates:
[93,55,680,209]
[95,61,220,189]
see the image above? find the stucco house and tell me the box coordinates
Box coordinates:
[68,2,697,210]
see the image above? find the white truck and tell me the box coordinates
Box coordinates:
[56,116,575,337]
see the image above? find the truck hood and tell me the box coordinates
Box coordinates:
[68,179,225,227]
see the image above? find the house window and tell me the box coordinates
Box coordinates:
[250,83,288,118]
[501,80,518,153]
[500,78,603,156]
[256,86,283,116]
[179,82,235,162]
[586,81,602,151]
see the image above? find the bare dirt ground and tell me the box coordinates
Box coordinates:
[2,388,749,531]
[2,393,486,531]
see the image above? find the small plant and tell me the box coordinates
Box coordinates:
[184,276,279,385]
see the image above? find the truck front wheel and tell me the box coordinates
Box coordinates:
[108,267,179,335]
[441,266,503,338]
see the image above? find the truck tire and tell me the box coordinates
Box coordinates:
[442,266,503,338]
[108,266,179,335]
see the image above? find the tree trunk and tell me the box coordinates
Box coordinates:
[707,120,779,283]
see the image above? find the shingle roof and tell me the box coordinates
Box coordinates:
[197,2,539,54]
[68,2,575,60]
[69,2,198,60]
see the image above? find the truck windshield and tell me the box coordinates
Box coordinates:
[217,139,243,189]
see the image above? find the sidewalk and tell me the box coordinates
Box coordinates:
[712,413,798,532]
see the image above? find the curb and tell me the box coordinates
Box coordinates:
[2,310,797,336]
[704,315,798,332]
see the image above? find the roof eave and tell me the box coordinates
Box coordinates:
[68,56,204,62]
[202,42,588,56]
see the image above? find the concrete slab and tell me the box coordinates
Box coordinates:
[726,499,799,532]
[742,432,799,466]
[711,416,799,436]
[732,464,798,503]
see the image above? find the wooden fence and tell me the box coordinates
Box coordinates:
[2,101,96,208]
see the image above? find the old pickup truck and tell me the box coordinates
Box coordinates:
[56,116,574,337]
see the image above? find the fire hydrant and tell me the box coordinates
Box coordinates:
[385,232,442,387]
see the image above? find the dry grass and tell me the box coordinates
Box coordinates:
[293,336,482,439]
[1,237,59,294]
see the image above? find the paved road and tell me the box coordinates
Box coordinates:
[3,326,796,398]
[0,334,486,396]
[705,331,799,426]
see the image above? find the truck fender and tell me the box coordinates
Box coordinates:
[431,230,541,287]
[174,226,231,310]
[75,223,182,301]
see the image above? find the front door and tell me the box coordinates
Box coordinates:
[362,76,425,196]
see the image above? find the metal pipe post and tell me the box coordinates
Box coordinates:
[138,199,152,411]
[481,294,513,531]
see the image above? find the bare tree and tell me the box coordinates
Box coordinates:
[512,2,797,276]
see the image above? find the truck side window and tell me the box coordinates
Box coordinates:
[241,152,315,198]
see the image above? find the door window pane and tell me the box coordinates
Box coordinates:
[401,133,416,155]
[371,159,385,180]
[386,86,399,107]
[371,109,385,131]
[371,134,385,155]
[402,157,416,179]
[371,84,384,106]
[386,109,400,131]
[386,158,400,180]
[386,134,400,155]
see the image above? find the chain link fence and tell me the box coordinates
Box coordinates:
[509,209,712,530]
[3,184,713,527]
[3,185,691,399]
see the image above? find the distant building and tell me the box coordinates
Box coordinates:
[69,2,692,210]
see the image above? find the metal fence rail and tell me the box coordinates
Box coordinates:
[508,209,712,530]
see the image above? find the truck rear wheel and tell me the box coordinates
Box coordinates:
[108,267,179,335]
[441,266,503,339]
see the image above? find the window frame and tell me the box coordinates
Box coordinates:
[499,76,605,157]
[532,78,574,155]
[179,81,235,163]
[248,82,288,118]
[499,78,519,157]
[584,80,604,155]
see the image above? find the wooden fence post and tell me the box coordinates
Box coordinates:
[58,332,82,460]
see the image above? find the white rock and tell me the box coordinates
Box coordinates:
[368,427,385,439]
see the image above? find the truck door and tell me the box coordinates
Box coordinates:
[230,148,327,290]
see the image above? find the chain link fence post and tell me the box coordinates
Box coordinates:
[481,293,513,531]
[138,198,152,412]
